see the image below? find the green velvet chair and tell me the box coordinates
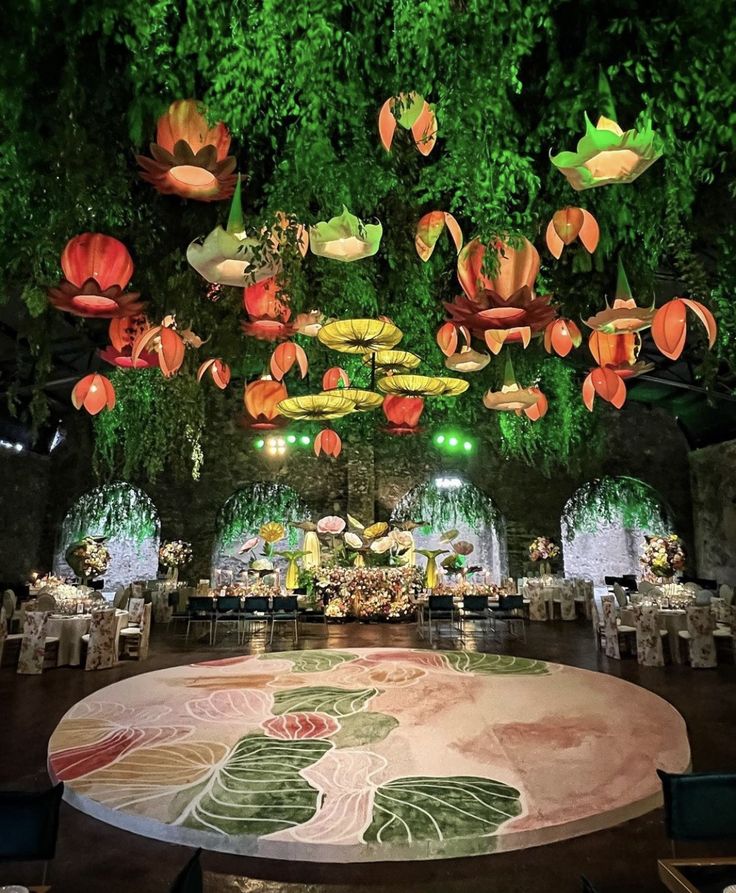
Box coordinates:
[169,847,203,893]
[0,782,64,885]
[657,769,736,854]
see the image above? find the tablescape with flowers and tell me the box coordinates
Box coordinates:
[528,535,561,577]
[64,535,111,586]
[640,533,686,582]
[26,578,106,615]
[159,539,193,585]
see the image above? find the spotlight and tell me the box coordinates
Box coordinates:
[435,476,463,490]
[286,434,296,444]
[265,435,288,458]
[254,439,265,449]
[435,434,445,444]
[448,436,458,446]
[463,441,472,451]
[299,435,311,445]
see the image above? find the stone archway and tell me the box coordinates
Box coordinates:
[391,477,508,580]
[561,476,672,584]
[54,482,160,588]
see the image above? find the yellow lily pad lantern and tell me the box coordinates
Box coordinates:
[319,388,383,411]
[276,393,357,421]
[318,318,402,354]
[377,375,448,398]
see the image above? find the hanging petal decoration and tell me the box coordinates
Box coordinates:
[270,342,308,381]
[415,211,463,261]
[545,208,599,259]
[582,367,627,411]
[309,207,382,262]
[651,298,717,361]
[197,358,231,389]
[314,429,342,458]
[71,373,116,415]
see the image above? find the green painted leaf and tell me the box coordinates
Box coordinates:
[272,686,379,717]
[183,735,331,835]
[364,776,522,843]
[443,652,548,675]
[260,650,358,673]
[331,712,399,748]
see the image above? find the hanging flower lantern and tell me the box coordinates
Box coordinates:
[322,367,350,390]
[276,393,357,421]
[585,260,655,334]
[136,99,237,201]
[482,358,539,412]
[294,310,324,337]
[434,377,470,397]
[382,395,425,434]
[587,331,652,379]
[457,237,540,302]
[378,92,437,155]
[314,429,342,458]
[551,113,663,191]
[445,290,556,351]
[445,345,490,373]
[71,373,116,415]
[651,298,717,360]
[415,211,463,261]
[270,342,308,380]
[243,376,288,429]
[131,325,185,377]
[317,318,402,354]
[48,233,144,318]
[366,350,422,374]
[197,358,231,389]
[436,322,470,357]
[377,375,447,397]
[545,208,600,259]
[521,387,548,421]
[100,315,159,368]
[319,388,383,411]
[544,319,583,357]
[309,207,383,262]
[582,367,627,410]
[241,277,295,342]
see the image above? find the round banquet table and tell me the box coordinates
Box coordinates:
[47,609,129,667]
[621,607,687,664]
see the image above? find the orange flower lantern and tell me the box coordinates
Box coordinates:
[585,260,655,334]
[445,345,490,373]
[131,325,185,377]
[545,208,599,259]
[521,387,548,421]
[314,429,342,458]
[270,342,308,380]
[136,99,237,201]
[436,322,470,358]
[378,92,437,156]
[71,373,116,415]
[457,237,540,302]
[241,278,295,341]
[588,331,653,379]
[100,315,158,368]
[415,211,463,261]
[243,377,288,429]
[651,298,717,361]
[382,395,425,434]
[197,358,231,389]
[48,233,144,318]
[322,367,350,390]
[582,367,627,411]
[544,319,583,357]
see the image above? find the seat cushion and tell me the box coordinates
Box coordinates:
[678,630,691,639]
[44,637,60,644]
[119,628,142,637]
[713,627,734,638]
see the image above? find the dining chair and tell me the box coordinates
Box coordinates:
[560,586,576,621]
[634,605,667,667]
[213,596,242,644]
[185,597,216,645]
[240,596,270,644]
[36,593,57,613]
[17,611,59,675]
[657,769,736,856]
[427,594,455,645]
[678,605,717,668]
[119,602,152,659]
[270,595,299,644]
[82,607,117,670]
[493,595,526,641]
[169,847,203,893]
[527,586,548,622]
[590,597,605,650]
[2,589,18,633]
[457,595,491,642]
[601,595,635,659]
[0,783,64,887]
[612,582,628,609]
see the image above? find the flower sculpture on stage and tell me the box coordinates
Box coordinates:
[71,373,116,415]
[259,522,286,545]
[317,516,346,535]
[100,315,158,369]
[378,92,437,155]
[545,208,599,258]
[551,112,663,190]
[309,207,382,262]
[48,233,144,319]
[640,533,685,580]
[415,211,463,261]
[65,536,111,583]
[417,548,449,589]
[136,99,237,201]
[243,376,288,429]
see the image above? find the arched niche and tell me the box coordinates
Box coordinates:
[391,478,508,580]
[54,482,160,587]
[212,482,309,579]
[561,476,672,584]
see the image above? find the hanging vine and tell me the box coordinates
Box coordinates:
[215,482,309,549]
[561,475,671,539]
[392,480,501,531]
[60,482,159,546]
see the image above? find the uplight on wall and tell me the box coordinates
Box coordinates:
[253,432,311,453]
[435,476,463,490]
[433,431,474,453]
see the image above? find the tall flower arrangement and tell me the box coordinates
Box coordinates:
[640,534,685,580]
[65,536,111,583]
[159,539,193,584]
[528,535,560,576]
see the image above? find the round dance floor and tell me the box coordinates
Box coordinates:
[48,648,690,862]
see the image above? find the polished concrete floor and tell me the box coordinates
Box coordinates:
[2,617,735,892]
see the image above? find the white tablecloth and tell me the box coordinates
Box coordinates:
[47,609,129,666]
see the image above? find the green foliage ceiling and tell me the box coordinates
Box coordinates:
[60,482,160,546]
[2,0,734,479]
[561,475,671,538]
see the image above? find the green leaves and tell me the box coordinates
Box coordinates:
[260,650,358,673]
[272,686,380,718]
[442,652,548,676]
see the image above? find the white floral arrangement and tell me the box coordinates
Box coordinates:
[159,540,193,568]
[640,533,685,579]
[68,536,111,579]
[528,536,560,562]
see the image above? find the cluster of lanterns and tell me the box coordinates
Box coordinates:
[50,93,717,448]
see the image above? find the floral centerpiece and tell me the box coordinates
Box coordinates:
[311,565,422,621]
[159,539,193,584]
[528,535,560,576]
[65,536,111,584]
[640,534,685,580]
[33,582,105,615]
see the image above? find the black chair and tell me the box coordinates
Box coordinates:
[185,596,215,645]
[169,847,203,893]
[657,769,736,855]
[458,595,490,641]
[270,595,298,644]
[212,596,242,644]
[493,594,526,641]
[241,596,270,644]
[621,574,638,590]
[0,782,64,886]
[427,594,455,645]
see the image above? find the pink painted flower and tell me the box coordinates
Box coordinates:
[262,712,339,739]
[317,515,346,535]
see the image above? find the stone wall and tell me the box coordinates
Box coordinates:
[689,439,736,584]
[0,448,50,585]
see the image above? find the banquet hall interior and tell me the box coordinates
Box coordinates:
[1,2,736,892]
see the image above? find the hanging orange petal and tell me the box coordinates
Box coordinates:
[583,367,627,411]
[588,331,637,367]
[523,387,548,421]
[415,212,464,262]
[197,358,231,389]
[544,319,582,357]
[322,367,350,390]
[270,342,308,380]
[71,373,116,415]
[314,429,342,458]
[378,99,397,152]
[412,103,437,155]
[436,322,459,357]
[652,298,717,360]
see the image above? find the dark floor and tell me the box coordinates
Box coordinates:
[1,618,735,893]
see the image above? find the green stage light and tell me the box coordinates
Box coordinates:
[254,439,265,449]
[299,435,310,445]
[463,441,473,451]
[435,434,445,444]
[448,436,458,446]
[286,434,297,444]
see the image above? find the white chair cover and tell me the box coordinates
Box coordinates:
[602,596,621,659]
[17,611,50,675]
[85,607,117,671]
[635,605,665,667]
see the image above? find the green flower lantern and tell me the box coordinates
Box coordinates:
[309,206,382,262]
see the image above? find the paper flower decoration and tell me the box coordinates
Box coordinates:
[585,261,655,334]
[445,290,556,351]
[651,298,717,360]
[545,208,599,259]
[136,99,237,201]
[277,394,356,421]
[415,211,463,261]
[445,346,490,373]
[317,516,346,535]
[270,342,308,380]
[241,277,295,342]
[544,319,583,357]
[588,331,652,379]
[259,521,286,544]
[48,233,144,319]
[344,532,364,549]
[322,367,350,390]
[378,92,437,155]
[187,177,281,286]
[294,311,324,337]
[131,325,185,377]
[551,113,663,191]
[71,373,116,415]
[436,322,470,358]
[521,387,548,421]
[100,314,158,368]
[318,318,402,354]
[364,522,389,540]
[582,366,627,410]
[382,395,424,434]
[458,237,540,302]
[377,375,447,397]
[366,350,422,373]
[243,376,288,429]
[417,549,448,589]
[482,359,538,412]
[196,358,231,389]
[319,388,383,411]
[314,429,342,458]
[309,207,382,262]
